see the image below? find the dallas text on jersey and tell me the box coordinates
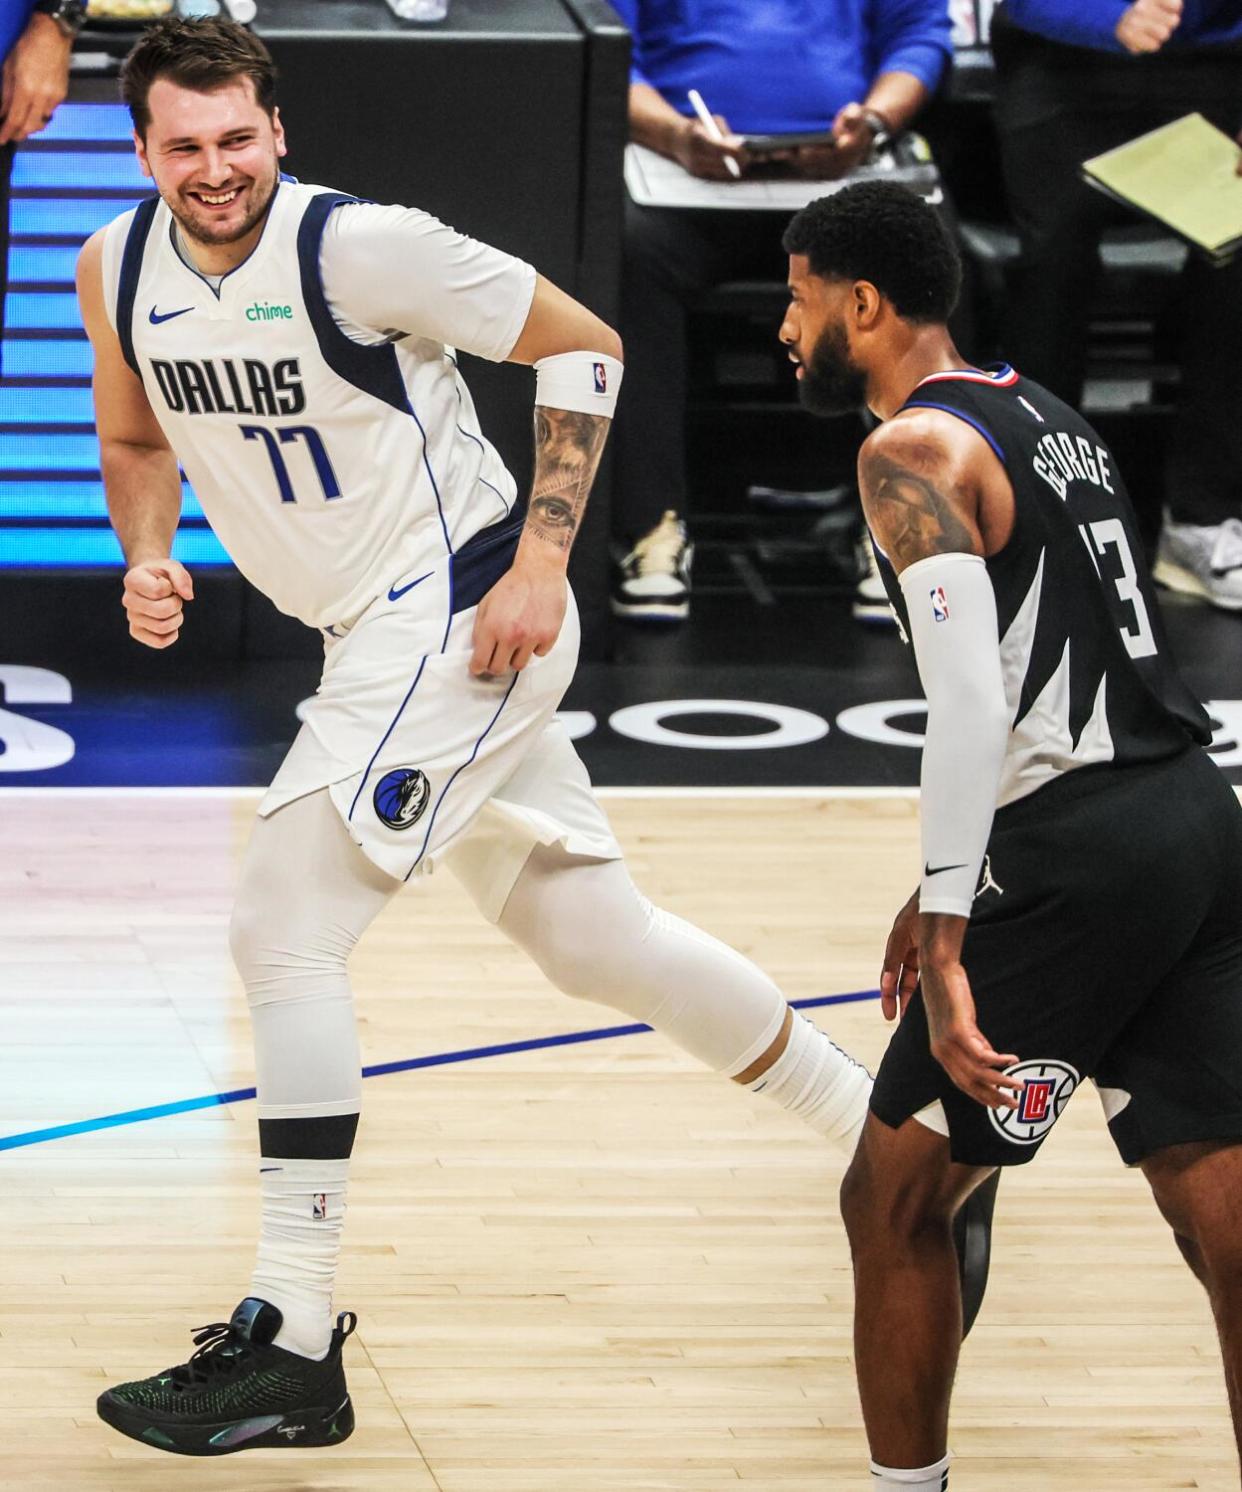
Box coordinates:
[149,356,305,418]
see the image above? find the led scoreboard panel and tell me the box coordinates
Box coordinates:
[0,101,229,567]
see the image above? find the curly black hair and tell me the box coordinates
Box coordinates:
[782,182,961,325]
[121,17,277,140]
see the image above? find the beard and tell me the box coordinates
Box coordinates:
[167,161,278,248]
[797,323,868,417]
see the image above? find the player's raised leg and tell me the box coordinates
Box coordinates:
[1143,1141,1242,1462]
[96,790,394,1455]
[840,1116,994,1490]
[495,841,873,1149]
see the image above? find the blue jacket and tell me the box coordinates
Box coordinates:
[1000,0,1242,55]
[612,0,951,135]
[2,1,37,65]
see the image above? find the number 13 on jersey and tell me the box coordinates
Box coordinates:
[1079,518,1158,660]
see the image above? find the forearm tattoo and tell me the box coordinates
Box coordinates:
[527,406,610,553]
[859,446,978,568]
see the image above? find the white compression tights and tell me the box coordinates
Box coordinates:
[495,841,788,1074]
[230,790,869,1354]
[232,790,801,1117]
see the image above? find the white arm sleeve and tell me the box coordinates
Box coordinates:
[319,201,537,361]
[899,551,1011,918]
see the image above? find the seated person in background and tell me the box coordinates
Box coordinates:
[991,0,1242,610]
[609,0,951,625]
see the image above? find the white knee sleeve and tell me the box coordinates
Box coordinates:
[231,789,397,1116]
[496,846,787,1074]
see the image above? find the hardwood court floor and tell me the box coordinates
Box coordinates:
[2,789,1238,1491]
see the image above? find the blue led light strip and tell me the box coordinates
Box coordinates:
[2,102,231,566]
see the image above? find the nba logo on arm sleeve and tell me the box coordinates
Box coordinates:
[593,362,607,394]
[931,586,950,622]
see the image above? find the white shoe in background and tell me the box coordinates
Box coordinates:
[852,533,897,626]
[612,510,694,622]
[1152,514,1242,612]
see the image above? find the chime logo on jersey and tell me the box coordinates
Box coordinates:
[989,1059,1079,1145]
[593,362,607,394]
[931,585,950,623]
[373,767,431,830]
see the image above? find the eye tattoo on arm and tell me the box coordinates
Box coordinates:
[860,446,979,568]
[527,406,611,553]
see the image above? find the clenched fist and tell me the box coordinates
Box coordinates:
[122,560,194,649]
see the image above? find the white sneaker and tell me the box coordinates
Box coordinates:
[1152,514,1242,612]
[611,510,693,622]
[852,533,897,625]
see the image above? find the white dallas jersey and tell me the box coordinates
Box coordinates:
[101,179,537,627]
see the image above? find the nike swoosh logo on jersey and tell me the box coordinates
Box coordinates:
[924,862,968,876]
[149,305,193,325]
[388,571,433,602]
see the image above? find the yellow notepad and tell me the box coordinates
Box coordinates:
[1083,113,1242,262]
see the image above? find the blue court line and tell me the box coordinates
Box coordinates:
[0,990,881,1153]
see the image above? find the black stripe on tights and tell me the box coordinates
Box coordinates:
[258,1113,359,1160]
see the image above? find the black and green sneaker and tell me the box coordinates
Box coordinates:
[96,1297,357,1456]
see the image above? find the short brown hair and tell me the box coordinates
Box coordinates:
[120,16,277,138]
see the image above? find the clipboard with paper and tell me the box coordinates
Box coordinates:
[1082,113,1242,267]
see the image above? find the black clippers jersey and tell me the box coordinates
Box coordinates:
[878,365,1211,809]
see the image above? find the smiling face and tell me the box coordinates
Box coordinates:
[135,75,286,259]
[779,253,869,417]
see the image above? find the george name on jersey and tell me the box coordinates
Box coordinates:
[149,356,306,418]
[1031,429,1115,502]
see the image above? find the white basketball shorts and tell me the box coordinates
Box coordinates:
[259,565,621,920]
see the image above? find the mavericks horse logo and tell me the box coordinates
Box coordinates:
[374,768,431,830]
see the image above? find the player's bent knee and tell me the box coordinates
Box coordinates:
[841,1118,963,1249]
[229,899,356,1002]
[527,926,625,1007]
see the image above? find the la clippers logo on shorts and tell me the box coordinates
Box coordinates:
[373,767,431,830]
[930,586,949,622]
[989,1059,1079,1145]
[593,362,607,394]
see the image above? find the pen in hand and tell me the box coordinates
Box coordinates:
[687,88,742,180]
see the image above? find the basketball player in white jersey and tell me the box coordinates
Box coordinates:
[70,17,908,1457]
[781,182,1242,1490]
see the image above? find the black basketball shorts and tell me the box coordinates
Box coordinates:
[871,747,1242,1167]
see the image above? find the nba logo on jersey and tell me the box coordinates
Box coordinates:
[930,586,950,622]
[989,1059,1080,1145]
[312,1193,327,1220]
[593,362,607,394]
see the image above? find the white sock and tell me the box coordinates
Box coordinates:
[249,1156,350,1360]
[745,1010,872,1152]
[870,1454,950,1490]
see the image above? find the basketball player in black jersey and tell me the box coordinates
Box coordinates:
[780,182,1242,1491]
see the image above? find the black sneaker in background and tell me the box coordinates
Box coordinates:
[96,1297,357,1456]
[612,510,693,622]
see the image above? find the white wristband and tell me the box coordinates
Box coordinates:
[534,351,623,418]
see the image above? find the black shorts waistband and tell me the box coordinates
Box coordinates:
[992,745,1197,832]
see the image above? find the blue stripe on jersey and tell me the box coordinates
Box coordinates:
[900,400,1007,465]
[117,196,160,378]
[295,191,454,560]
[454,390,510,519]
[403,669,521,882]
[347,652,432,823]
